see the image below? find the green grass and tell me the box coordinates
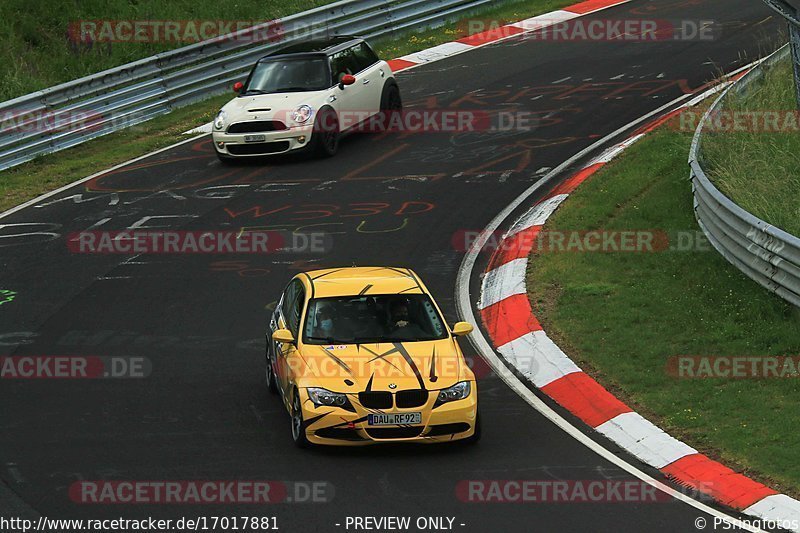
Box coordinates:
[0,0,338,101]
[0,0,573,213]
[0,0,572,102]
[702,57,800,236]
[527,117,800,495]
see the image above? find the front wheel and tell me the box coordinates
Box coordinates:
[380,83,402,114]
[291,390,310,448]
[311,108,339,157]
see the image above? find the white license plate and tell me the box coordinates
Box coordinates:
[244,134,266,143]
[368,413,422,426]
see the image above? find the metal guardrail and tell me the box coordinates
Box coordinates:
[689,45,800,308]
[764,0,800,107]
[0,0,500,171]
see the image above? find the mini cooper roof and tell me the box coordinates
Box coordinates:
[258,36,366,62]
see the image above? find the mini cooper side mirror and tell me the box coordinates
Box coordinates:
[272,329,295,344]
[451,322,474,337]
[233,81,244,94]
[339,74,356,89]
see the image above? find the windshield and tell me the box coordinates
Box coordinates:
[244,58,330,94]
[303,294,449,345]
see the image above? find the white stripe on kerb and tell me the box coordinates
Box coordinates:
[510,11,580,31]
[744,494,800,532]
[399,42,474,64]
[596,412,697,469]
[505,194,569,237]
[478,258,528,309]
[498,330,581,387]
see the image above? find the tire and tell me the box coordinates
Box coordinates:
[463,411,482,445]
[265,339,278,395]
[290,390,310,448]
[380,82,403,114]
[311,107,339,157]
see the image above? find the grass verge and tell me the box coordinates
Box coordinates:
[0,0,573,214]
[527,114,800,495]
[702,56,800,236]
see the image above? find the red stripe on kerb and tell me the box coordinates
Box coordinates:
[547,163,603,198]
[457,25,525,46]
[488,226,542,270]
[387,59,417,72]
[635,108,682,135]
[541,372,632,427]
[661,454,777,510]
[564,0,627,14]
[480,294,542,346]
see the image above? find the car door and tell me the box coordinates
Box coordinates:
[329,46,370,130]
[277,279,305,403]
[350,42,385,116]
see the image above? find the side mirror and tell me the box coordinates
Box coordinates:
[233,81,244,94]
[451,322,474,337]
[272,329,295,344]
[339,74,356,89]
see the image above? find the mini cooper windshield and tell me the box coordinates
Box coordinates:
[303,295,449,345]
[244,58,330,94]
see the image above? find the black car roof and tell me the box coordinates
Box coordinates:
[260,36,364,62]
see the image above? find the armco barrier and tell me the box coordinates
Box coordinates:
[689,44,800,308]
[0,0,499,171]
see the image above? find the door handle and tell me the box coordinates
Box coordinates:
[362,79,371,84]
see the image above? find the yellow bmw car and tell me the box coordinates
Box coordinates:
[266,267,480,447]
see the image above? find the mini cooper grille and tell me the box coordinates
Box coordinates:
[366,427,424,439]
[227,121,287,133]
[358,391,393,409]
[226,141,290,155]
[395,389,428,408]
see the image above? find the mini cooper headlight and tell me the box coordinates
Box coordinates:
[290,105,314,124]
[307,387,348,407]
[436,381,471,404]
[213,110,227,130]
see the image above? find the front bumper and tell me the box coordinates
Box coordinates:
[300,385,479,446]
[212,125,314,157]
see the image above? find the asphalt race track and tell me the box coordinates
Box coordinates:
[0,1,786,531]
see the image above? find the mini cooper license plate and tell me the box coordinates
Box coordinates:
[368,413,422,426]
[244,134,266,143]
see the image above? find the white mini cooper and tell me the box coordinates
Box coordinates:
[212,36,402,162]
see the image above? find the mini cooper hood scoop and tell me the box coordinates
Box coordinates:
[225,91,328,120]
[301,338,464,391]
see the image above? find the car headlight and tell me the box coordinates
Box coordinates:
[213,110,227,131]
[307,387,349,408]
[290,105,314,124]
[436,381,471,404]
